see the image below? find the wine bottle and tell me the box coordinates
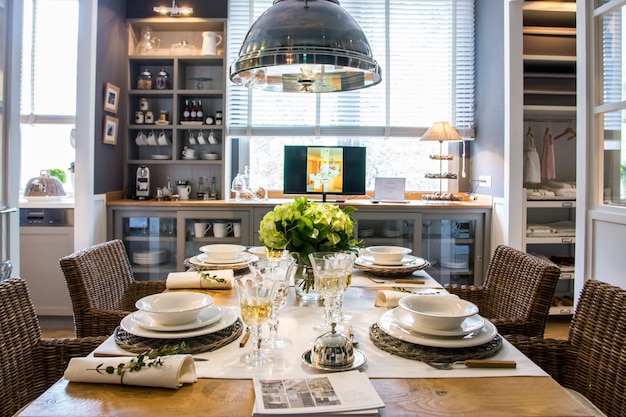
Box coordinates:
[196,100,204,122]
[183,100,191,122]
[190,100,197,121]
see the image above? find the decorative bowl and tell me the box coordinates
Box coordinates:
[397,294,478,331]
[365,246,412,264]
[199,244,246,262]
[135,292,214,326]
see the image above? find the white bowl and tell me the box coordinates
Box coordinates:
[398,295,478,331]
[199,244,246,262]
[135,292,214,326]
[247,246,268,260]
[365,246,412,264]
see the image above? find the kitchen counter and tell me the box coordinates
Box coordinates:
[106,194,493,209]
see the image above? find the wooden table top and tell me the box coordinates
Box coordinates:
[18,282,592,417]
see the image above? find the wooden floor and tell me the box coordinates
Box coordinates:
[39,314,573,339]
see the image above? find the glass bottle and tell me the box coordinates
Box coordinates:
[190,100,197,121]
[197,177,204,199]
[155,68,169,90]
[183,100,191,121]
[196,100,204,122]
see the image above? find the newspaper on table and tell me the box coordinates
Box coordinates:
[252,370,384,416]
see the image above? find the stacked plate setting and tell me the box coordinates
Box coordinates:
[377,294,498,348]
[187,244,258,270]
[120,292,237,339]
[355,246,430,276]
[132,250,167,266]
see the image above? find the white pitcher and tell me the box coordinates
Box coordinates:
[201,31,223,55]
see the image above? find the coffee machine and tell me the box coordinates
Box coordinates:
[135,165,150,200]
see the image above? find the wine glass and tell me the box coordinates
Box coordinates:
[333,251,357,322]
[308,252,355,332]
[249,255,296,349]
[234,274,275,366]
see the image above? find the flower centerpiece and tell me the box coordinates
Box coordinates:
[258,197,361,295]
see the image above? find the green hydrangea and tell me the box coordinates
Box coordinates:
[259,197,360,265]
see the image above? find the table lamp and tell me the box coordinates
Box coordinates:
[419,121,466,198]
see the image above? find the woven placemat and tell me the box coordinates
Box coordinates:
[184,257,251,273]
[369,323,502,362]
[114,318,244,355]
[355,260,431,277]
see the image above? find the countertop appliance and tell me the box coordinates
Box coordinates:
[136,165,150,200]
[20,208,74,316]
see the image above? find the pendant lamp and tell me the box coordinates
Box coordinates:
[229,0,382,93]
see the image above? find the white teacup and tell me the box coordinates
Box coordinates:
[135,131,147,146]
[182,146,195,159]
[188,132,196,145]
[157,131,168,145]
[233,222,242,238]
[208,131,218,144]
[193,222,212,237]
[146,131,157,146]
[176,184,191,199]
[197,131,206,144]
[213,222,233,238]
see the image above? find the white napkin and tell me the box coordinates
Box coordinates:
[64,354,197,389]
[374,290,409,308]
[166,270,234,290]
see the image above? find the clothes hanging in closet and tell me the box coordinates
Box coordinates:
[523,127,541,184]
[541,127,556,180]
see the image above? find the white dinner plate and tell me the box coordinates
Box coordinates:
[151,154,171,160]
[377,310,497,348]
[131,306,225,332]
[197,251,255,265]
[391,308,485,337]
[120,308,237,339]
[355,256,429,270]
[359,254,418,266]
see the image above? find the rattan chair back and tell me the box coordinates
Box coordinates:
[446,245,561,337]
[563,280,626,417]
[0,278,105,417]
[59,239,166,337]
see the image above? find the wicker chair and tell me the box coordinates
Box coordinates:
[444,244,561,337]
[508,280,626,417]
[0,277,106,417]
[59,239,166,337]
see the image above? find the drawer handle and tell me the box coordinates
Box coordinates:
[561,237,573,243]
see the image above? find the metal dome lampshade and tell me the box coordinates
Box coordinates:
[229,0,382,93]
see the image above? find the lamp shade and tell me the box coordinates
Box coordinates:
[420,122,463,142]
[229,0,382,93]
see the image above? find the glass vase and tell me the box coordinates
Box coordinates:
[291,253,322,301]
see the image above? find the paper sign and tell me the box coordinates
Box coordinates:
[374,177,406,201]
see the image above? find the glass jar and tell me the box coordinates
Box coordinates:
[139,98,149,111]
[215,111,223,125]
[155,68,169,90]
[137,68,153,89]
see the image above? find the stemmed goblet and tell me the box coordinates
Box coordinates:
[234,274,275,366]
[249,254,296,349]
[308,252,355,332]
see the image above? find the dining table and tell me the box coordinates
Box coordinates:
[18,269,593,417]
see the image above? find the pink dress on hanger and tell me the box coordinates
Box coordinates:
[541,127,556,180]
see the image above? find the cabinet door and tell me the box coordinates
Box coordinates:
[421,213,485,286]
[178,210,251,263]
[113,210,178,281]
[351,211,421,254]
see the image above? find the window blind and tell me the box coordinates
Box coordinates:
[227,0,475,137]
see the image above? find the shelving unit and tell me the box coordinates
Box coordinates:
[125,17,227,199]
[522,1,577,315]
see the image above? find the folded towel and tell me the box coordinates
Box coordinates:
[64,354,197,389]
[166,270,234,290]
[375,290,410,308]
[526,224,556,234]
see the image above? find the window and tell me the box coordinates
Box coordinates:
[20,0,78,193]
[227,0,475,192]
[598,1,626,204]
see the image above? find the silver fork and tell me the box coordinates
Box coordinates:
[424,359,517,370]
[367,277,385,284]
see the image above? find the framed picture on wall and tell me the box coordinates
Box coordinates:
[103,82,120,113]
[103,115,118,145]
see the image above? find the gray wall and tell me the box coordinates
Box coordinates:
[472,0,505,198]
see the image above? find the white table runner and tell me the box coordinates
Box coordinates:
[94,303,547,380]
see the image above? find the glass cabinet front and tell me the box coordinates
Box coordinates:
[114,211,177,281]
[421,213,485,286]
[352,212,421,254]
[178,210,251,262]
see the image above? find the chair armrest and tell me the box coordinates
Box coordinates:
[79,308,133,338]
[123,280,168,309]
[506,335,573,384]
[444,284,486,308]
[39,336,108,386]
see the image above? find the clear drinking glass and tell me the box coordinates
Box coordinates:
[308,252,355,332]
[234,274,275,366]
[334,251,356,322]
[249,254,296,349]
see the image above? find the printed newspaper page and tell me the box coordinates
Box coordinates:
[252,370,384,416]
